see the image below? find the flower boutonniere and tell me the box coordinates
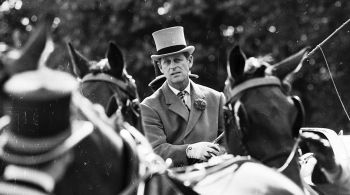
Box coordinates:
[194,98,207,111]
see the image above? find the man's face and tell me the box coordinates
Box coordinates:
[158,53,193,86]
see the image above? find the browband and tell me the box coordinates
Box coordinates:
[82,73,130,92]
[225,76,281,103]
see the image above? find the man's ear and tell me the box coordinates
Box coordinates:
[152,60,162,76]
[188,55,193,69]
[157,61,164,74]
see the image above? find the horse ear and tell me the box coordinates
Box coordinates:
[67,42,91,78]
[228,45,246,79]
[268,47,310,80]
[6,20,51,75]
[107,42,124,79]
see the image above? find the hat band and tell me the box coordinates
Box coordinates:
[157,45,186,55]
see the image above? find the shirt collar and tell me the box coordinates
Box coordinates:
[168,81,191,95]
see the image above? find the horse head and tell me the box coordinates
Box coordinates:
[223,45,309,187]
[68,42,141,131]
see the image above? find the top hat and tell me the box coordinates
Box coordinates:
[151,26,195,61]
[0,68,93,165]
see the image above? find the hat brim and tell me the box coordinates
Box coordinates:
[0,120,94,165]
[148,74,199,91]
[151,46,195,61]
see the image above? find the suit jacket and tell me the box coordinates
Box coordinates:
[140,80,225,167]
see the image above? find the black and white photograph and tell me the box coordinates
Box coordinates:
[0,0,349,194]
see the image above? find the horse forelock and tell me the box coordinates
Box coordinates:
[226,56,274,89]
[88,58,134,84]
[244,56,273,73]
[89,59,110,73]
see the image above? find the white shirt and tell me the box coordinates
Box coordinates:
[168,81,191,110]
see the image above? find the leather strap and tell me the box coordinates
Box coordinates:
[82,73,129,92]
[226,76,281,103]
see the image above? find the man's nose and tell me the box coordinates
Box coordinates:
[169,61,177,69]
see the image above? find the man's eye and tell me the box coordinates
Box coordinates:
[161,61,169,66]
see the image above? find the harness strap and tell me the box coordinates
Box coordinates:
[226,76,281,103]
[82,73,130,92]
[291,96,306,138]
[3,165,55,193]
[0,181,49,195]
[0,121,93,165]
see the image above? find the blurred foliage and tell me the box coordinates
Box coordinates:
[1,0,350,132]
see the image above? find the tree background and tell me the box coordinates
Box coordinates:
[1,0,349,132]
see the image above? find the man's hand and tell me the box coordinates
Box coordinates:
[300,132,339,173]
[186,142,220,161]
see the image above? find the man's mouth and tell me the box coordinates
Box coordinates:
[171,71,181,76]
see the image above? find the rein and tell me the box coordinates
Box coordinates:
[307,18,350,122]
[225,76,301,172]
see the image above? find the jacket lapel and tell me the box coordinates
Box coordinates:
[184,80,205,138]
[162,82,190,121]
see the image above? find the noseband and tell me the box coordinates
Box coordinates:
[81,72,140,117]
[225,76,301,172]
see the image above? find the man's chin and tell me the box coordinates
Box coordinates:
[168,77,186,85]
[170,74,183,81]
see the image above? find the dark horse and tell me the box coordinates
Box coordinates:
[0,21,141,195]
[67,42,142,132]
[223,45,309,189]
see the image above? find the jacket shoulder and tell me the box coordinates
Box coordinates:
[141,87,163,106]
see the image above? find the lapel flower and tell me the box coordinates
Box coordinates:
[194,98,207,111]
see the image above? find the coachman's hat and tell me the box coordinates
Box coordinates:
[151,26,195,60]
[0,68,93,165]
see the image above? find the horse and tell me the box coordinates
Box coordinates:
[223,45,310,189]
[67,42,142,133]
[0,21,142,195]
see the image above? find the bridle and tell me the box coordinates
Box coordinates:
[224,76,301,172]
[81,72,140,118]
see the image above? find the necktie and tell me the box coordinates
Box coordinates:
[177,91,190,111]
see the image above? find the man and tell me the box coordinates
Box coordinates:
[140,26,225,167]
